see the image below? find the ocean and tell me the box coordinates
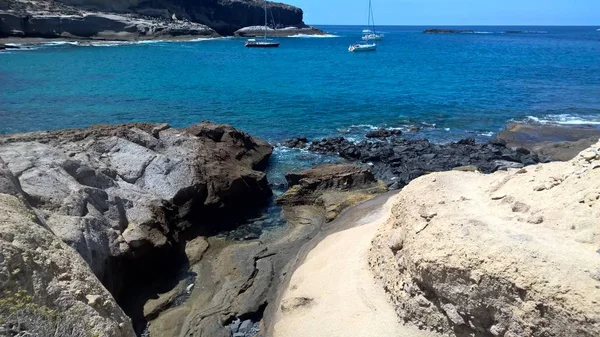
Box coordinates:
[1,25,600,188]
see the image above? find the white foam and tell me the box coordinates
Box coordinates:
[42,41,80,46]
[478,131,494,137]
[526,114,600,125]
[288,34,340,38]
[472,31,494,34]
[349,124,379,130]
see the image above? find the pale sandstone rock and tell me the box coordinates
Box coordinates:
[370,144,600,337]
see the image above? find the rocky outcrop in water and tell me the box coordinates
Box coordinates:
[0,122,272,304]
[370,142,600,336]
[285,136,545,189]
[0,158,136,337]
[424,29,474,34]
[495,123,600,161]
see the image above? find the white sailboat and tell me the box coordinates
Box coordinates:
[349,0,377,52]
[361,0,383,40]
[245,0,280,48]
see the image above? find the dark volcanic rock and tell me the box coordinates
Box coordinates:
[306,136,545,189]
[365,128,402,139]
[282,137,309,149]
[0,121,273,300]
[424,29,474,34]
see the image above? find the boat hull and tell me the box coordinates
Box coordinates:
[245,43,280,48]
[348,44,376,52]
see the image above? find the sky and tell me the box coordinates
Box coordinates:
[286,0,600,26]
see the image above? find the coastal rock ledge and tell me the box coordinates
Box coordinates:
[370,142,600,336]
[0,122,273,305]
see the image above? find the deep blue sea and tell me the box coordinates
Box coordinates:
[1,25,600,187]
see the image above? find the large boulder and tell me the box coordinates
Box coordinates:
[0,122,272,298]
[370,142,600,336]
[0,158,136,337]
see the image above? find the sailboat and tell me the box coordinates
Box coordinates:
[245,0,280,48]
[361,1,384,41]
[349,0,377,52]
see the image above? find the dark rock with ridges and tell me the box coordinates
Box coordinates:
[306,136,545,189]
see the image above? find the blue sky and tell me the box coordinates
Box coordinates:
[287,0,599,25]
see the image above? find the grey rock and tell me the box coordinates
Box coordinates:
[441,303,465,325]
[0,122,273,298]
[238,320,253,334]
[0,159,136,337]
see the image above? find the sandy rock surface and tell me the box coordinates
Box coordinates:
[370,141,600,336]
[272,193,442,337]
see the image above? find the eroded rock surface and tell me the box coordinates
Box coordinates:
[370,142,600,336]
[0,158,136,337]
[495,123,600,161]
[277,163,387,221]
[0,122,272,300]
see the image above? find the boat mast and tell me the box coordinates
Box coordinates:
[264,0,268,40]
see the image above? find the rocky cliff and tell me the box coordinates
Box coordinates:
[0,0,308,39]
[370,141,600,336]
[0,122,273,306]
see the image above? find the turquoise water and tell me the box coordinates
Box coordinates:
[2,26,600,141]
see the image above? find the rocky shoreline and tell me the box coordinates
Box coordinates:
[1,121,598,337]
[0,0,325,41]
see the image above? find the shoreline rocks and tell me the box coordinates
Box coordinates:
[0,122,273,332]
[285,135,545,189]
[1,0,312,39]
[495,123,600,161]
[234,25,325,37]
[0,11,218,40]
